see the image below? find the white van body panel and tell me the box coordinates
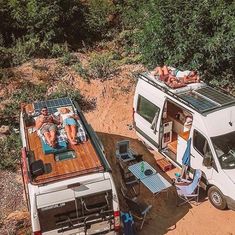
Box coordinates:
[134,73,235,210]
[20,98,119,234]
[28,172,118,235]
[134,78,165,148]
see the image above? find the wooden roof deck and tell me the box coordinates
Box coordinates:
[24,103,104,185]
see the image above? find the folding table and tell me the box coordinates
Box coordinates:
[141,173,172,197]
[128,161,172,198]
[128,161,156,180]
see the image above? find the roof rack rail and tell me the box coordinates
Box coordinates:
[138,73,202,113]
[137,72,235,115]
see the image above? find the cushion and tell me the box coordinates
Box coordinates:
[40,138,67,155]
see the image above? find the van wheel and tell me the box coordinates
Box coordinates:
[208,186,227,210]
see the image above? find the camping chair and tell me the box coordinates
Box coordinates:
[121,185,152,230]
[175,169,202,206]
[119,162,139,196]
[115,140,135,163]
[121,211,137,235]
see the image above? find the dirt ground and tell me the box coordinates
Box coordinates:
[78,69,235,235]
[1,61,235,234]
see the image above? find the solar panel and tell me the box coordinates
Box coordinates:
[179,92,218,112]
[33,97,73,115]
[195,87,235,106]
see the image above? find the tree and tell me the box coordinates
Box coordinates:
[135,0,234,85]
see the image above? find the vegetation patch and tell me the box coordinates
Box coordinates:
[0,132,21,171]
[89,51,116,79]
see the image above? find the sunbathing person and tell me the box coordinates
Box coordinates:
[35,107,59,147]
[152,65,170,82]
[59,107,79,145]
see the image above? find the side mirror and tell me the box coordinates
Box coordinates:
[203,154,212,167]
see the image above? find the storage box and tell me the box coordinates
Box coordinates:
[156,158,173,172]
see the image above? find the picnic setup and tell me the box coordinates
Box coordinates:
[116,140,203,233]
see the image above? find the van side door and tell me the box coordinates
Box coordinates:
[134,94,162,149]
[190,129,217,180]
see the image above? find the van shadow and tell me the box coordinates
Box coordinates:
[97,132,199,235]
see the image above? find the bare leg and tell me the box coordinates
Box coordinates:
[65,125,73,142]
[71,125,77,141]
[65,125,77,145]
[49,130,57,147]
[44,131,53,146]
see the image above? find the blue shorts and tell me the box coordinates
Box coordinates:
[63,118,77,126]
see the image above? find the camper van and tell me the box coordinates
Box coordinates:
[20,97,120,235]
[133,72,235,210]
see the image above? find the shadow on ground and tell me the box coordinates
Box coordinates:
[97,131,207,235]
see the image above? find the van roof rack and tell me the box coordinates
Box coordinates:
[22,97,111,185]
[138,72,235,115]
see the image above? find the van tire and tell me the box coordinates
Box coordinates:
[208,186,227,210]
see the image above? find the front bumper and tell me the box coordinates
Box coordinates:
[225,195,235,211]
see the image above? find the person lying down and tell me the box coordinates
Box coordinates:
[58,107,79,145]
[35,107,60,147]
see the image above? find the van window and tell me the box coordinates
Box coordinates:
[211,131,235,169]
[193,130,212,158]
[137,95,160,123]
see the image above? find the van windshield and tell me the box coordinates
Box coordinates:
[211,131,235,169]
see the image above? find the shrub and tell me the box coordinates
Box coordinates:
[0,68,15,84]
[0,82,48,120]
[85,0,115,37]
[133,0,234,84]
[48,84,82,103]
[0,47,13,68]
[50,44,67,58]
[89,51,115,79]
[0,132,21,171]
[11,36,53,66]
[72,62,89,82]
[59,51,78,66]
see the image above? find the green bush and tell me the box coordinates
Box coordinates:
[50,44,67,58]
[0,132,21,171]
[1,82,48,119]
[0,68,14,84]
[130,0,235,85]
[11,36,54,66]
[59,51,78,66]
[48,84,82,103]
[85,0,115,37]
[0,47,13,68]
[72,62,89,82]
[89,51,115,79]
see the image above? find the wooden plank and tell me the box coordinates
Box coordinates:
[84,140,102,167]
[27,128,103,185]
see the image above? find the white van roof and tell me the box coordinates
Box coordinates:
[139,72,235,115]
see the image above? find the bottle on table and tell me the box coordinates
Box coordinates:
[141,161,145,173]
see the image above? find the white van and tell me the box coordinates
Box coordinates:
[20,97,120,235]
[133,72,235,210]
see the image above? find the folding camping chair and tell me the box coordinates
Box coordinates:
[121,185,152,230]
[175,169,202,206]
[115,140,136,163]
[119,162,139,196]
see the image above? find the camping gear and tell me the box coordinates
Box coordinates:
[176,169,202,206]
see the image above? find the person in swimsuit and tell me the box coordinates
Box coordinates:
[59,107,79,145]
[35,107,59,147]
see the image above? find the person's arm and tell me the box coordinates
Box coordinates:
[51,114,61,124]
[35,116,44,130]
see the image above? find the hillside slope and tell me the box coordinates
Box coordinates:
[0,59,235,234]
